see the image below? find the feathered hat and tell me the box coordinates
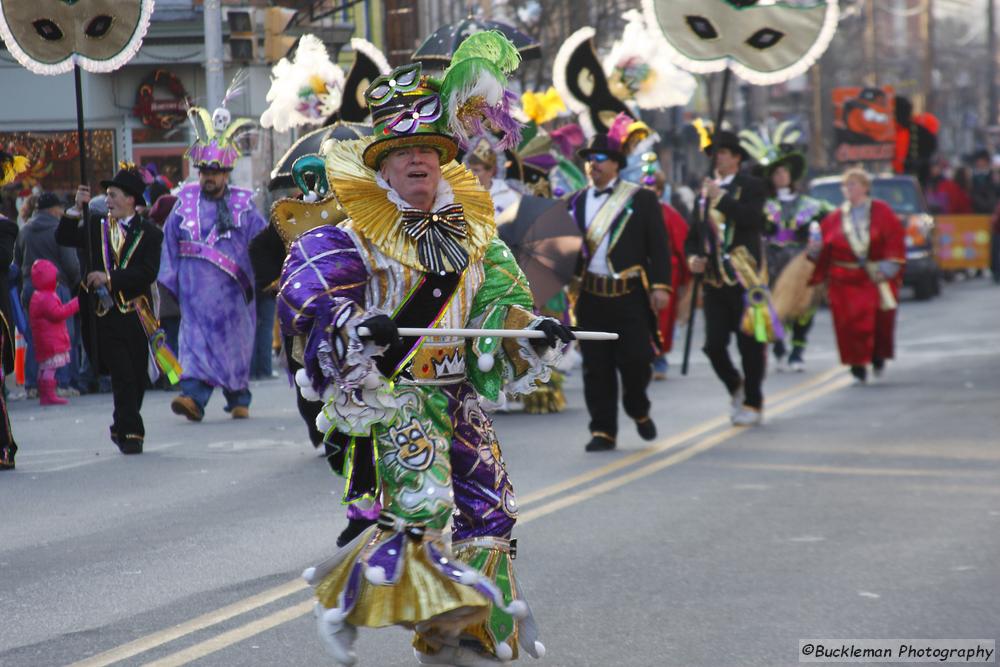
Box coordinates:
[0,150,28,187]
[577,112,651,168]
[738,121,805,181]
[259,35,345,133]
[187,71,256,171]
[362,30,523,170]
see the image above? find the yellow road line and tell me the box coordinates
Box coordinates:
[141,600,315,667]
[710,461,995,479]
[139,374,852,666]
[68,580,308,667]
[518,365,844,507]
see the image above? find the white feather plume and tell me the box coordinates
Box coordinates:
[260,35,346,133]
[604,10,697,109]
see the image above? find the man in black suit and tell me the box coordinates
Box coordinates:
[569,134,672,452]
[57,165,163,453]
[0,191,20,469]
[685,130,767,426]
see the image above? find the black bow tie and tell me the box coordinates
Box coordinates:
[593,187,613,197]
[401,203,469,274]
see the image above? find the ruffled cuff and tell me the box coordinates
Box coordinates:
[502,316,568,398]
[296,301,401,436]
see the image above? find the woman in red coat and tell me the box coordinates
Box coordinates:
[808,168,905,384]
[647,173,691,380]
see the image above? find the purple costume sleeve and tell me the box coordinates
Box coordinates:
[157,209,182,300]
[278,226,369,395]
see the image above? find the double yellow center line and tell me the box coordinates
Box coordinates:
[69,367,850,667]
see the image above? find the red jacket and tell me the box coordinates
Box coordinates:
[28,259,79,363]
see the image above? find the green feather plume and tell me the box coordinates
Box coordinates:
[450,30,521,75]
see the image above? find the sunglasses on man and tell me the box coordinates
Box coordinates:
[586,153,610,163]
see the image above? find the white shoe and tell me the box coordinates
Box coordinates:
[316,605,358,665]
[729,384,745,419]
[787,358,805,373]
[731,406,762,426]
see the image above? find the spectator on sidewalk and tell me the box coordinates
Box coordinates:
[28,259,79,406]
[14,192,82,397]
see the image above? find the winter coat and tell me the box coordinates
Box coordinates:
[28,259,79,363]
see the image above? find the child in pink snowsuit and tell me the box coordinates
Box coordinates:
[28,259,79,406]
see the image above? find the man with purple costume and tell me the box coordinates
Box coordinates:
[279,39,573,667]
[161,93,266,421]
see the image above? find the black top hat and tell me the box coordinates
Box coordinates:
[705,130,749,162]
[101,165,147,207]
[577,134,626,168]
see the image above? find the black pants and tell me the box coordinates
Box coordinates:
[284,336,323,446]
[99,314,149,439]
[575,289,654,438]
[702,284,766,409]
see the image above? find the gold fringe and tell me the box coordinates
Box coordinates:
[324,137,495,272]
[315,533,490,631]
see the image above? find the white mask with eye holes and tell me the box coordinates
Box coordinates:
[644,0,839,85]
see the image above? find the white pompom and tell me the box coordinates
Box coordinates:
[506,599,528,619]
[364,566,386,585]
[534,641,546,658]
[362,372,381,390]
[304,191,319,203]
[315,412,332,433]
[495,642,513,662]
[295,368,310,389]
[459,570,479,585]
[323,607,346,624]
[302,567,317,584]
[477,352,495,372]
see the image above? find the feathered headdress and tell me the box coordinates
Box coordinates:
[187,71,256,171]
[361,31,523,169]
[738,121,806,181]
[0,150,29,187]
[604,10,697,110]
[260,35,346,133]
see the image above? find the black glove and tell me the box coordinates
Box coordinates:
[358,314,400,347]
[532,318,575,350]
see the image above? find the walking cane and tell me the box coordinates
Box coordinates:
[680,67,733,376]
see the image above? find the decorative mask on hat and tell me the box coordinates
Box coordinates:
[0,0,154,74]
[362,31,524,170]
[187,71,256,171]
[643,0,840,85]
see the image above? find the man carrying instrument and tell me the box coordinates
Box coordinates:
[685,130,768,426]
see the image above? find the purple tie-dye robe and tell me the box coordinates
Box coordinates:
[158,188,267,391]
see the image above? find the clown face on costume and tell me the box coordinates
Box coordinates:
[278,39,562,665]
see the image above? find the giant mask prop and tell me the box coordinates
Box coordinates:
[0,0,154,74]
[642,0,839,85]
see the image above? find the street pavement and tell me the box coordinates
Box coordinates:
[1,278,998,667]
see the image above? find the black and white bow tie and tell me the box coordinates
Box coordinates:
[401,203,469,274]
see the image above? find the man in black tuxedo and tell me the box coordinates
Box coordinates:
[685,130,767,426]
[569,134,672,452]
[57,165,163,453]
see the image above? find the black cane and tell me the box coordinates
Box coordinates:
[74,64,100,372]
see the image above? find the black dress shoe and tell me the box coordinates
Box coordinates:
[585,434,616,452]
[636,417,657,441]
[118,435,144,455]
[336,517,377,547]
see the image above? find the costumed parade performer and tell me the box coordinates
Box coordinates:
[278,33,573,666]
[57,163,163,453]
[568,115,671,452]
[685,130,770,427]
[739,124,832,372]
[807,168,905,384]
[161,75,268,422]
[0,150,26,469]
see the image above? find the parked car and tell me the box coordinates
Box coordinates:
[808,174,941,300]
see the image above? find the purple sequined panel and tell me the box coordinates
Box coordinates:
[341,560,365,613]
[365,531,406,584]
[771,227,798,244]
[278,226,367,337]
[444,384,517,541]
